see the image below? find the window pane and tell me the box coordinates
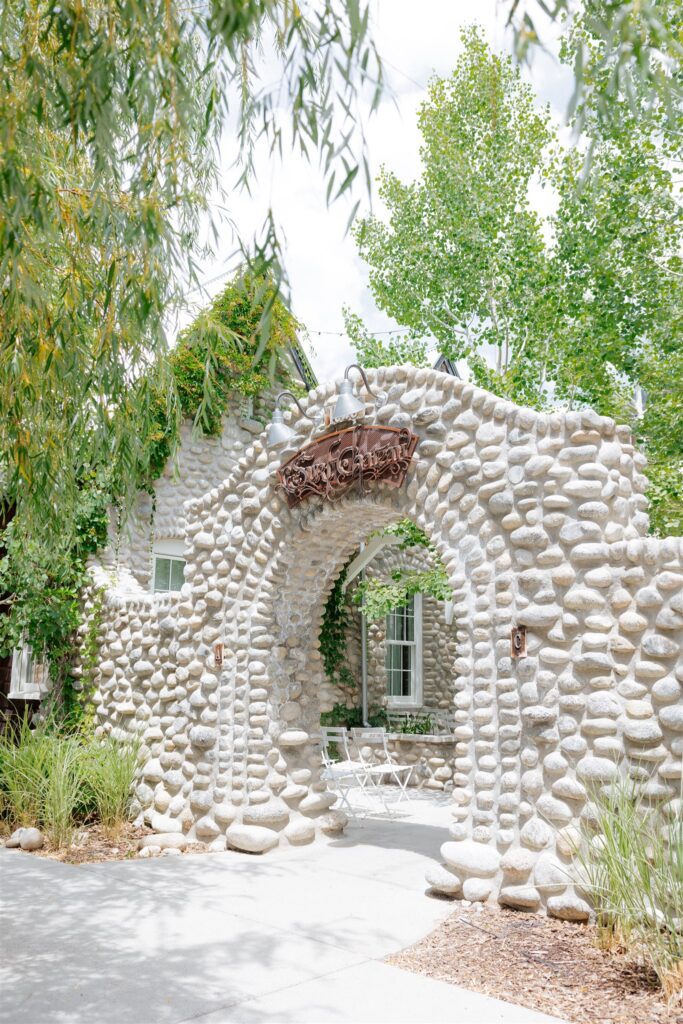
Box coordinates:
[170,559,185,590]
[154,558,171,592]
[401,644,413,697]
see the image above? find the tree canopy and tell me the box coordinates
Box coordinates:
[349,25,683,534]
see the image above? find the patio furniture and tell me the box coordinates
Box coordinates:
[350,727,415,803]
[319,726,374,815]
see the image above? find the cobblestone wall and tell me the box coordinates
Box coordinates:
[103,411,261,589]
[83,365,683,915]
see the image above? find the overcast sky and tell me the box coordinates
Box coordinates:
[184,0,574,385]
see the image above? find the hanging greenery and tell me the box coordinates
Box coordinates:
[138,270,303,489]
[353,562,452,623]
[0,271,304,726]
[352,518,452,621]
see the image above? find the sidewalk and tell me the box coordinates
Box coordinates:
[0,807,567,1024]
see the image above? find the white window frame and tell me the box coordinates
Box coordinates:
[9,642,50,699]
[151,539,187,593]
[385,593,423,708]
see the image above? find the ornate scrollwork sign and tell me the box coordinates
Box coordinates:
[277,424,418,509]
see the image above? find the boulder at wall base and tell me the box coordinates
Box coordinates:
[242,800,290,830]
[533,853,570,897]
[499,885,541,912]
[318,810,348,835]
[5,828,26,849]
[425,863,462,896]
[150,812,183,834]
[195,816,221,840]
[441,840,501,879]
[462,877,494,902]
[299,791,337,815]
[5,827,44,851]
[284,820,316,845]
[547,894,592,922]
[226,823,280,854]
[138,833,187,851]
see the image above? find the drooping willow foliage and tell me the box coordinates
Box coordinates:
[0,0,383,549]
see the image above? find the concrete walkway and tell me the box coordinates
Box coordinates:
[0,803,567,1024]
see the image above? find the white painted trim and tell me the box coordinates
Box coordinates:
[385,593,423,708]
[341,533,402,592]
[9,643,50,699]
[152,538,186,558]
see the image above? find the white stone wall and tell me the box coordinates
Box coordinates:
[351,733,456,790]
[82,365,683,913]
[104,411,262,589]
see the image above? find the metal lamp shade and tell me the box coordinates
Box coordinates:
[333,379,365,421]
[266,408,296,447]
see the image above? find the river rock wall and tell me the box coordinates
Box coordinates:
[82,365,683,915]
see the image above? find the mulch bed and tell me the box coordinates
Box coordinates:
[2,823,209,863]
[388,902,682,1024]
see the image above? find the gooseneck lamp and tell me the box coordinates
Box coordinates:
[266,391,314,448]
[332,364,380,422]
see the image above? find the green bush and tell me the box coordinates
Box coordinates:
[578,776,683,1000]
[320,703,388,730]
[397,714,433,735]
[0,716,139,846]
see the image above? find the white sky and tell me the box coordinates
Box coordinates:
[182,0,574,385]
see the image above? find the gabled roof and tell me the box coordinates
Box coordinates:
[433,354,461,378]
[289,344,317,390]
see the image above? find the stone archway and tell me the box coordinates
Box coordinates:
[90,364,683,914]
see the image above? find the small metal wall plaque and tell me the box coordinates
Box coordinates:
[213,642,224,669]
[277,424,418,509]
[511,625,527,659]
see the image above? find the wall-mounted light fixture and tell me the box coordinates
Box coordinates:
[332,363,382,422]
[266,365,385,448]
[266,391,317,448]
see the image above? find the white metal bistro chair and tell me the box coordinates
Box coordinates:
[319,726,373,815]
[351,727,414,804]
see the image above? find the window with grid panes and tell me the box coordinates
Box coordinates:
[385,594,422,706]
[153,556,186,592]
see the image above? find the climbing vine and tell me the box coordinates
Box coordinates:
[319,566,358,704]
[353,562,452,622]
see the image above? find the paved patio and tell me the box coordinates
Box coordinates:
[0,794,567,1024]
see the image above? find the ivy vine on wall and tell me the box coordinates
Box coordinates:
[351,519,452,621]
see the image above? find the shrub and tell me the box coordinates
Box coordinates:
[578,775,683,1001]
[320,703,388,729]
[0,716,139,847]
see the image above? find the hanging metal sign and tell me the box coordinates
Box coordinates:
[277,424,418,509]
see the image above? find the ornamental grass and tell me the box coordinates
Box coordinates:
[579,775,683,1001]
[0,715,139,847]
